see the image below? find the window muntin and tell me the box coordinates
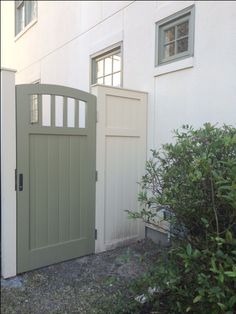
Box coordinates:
[92,48,122,87]
[15,1,37,35]
[156,6,194,65]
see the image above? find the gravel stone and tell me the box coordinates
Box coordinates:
[1,239,160,314]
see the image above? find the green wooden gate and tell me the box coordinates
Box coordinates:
[16,84,96,273]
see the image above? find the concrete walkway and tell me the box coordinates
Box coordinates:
[1,239,159,314]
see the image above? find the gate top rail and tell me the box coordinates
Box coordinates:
[16,84,96,103]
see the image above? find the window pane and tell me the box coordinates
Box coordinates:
[177,21,189,38]
[164,43,175,58]
[25,1,37,25]
[104,75,112,85]
[32,1,37,19]
[16,5,24,34]
[104,57,112,75]
[16,1,23,6]
[164,27,175,43]
[25,1,32,25]
[177,38,188,53]
[97,60,103,78]
[93,48,121,87]
[97,77,103,84]
[113,54,121,72]
[113,72,121,87]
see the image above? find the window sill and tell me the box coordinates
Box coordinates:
[154,56,194,77]
[14,18,37,42]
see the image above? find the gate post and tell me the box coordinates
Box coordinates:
[1,68,17,278]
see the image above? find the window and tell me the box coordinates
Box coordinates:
[91,46,122,87]
[15,1,37,35]
[156,6,194,65]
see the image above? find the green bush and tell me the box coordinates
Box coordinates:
[130,123,236,243]
[126,123,236,313]
[131,236,236,313]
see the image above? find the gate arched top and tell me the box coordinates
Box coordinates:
[16,83,96,132]
[16,84,96,103]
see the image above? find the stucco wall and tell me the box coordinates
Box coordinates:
[153,1,236,146]
[1,0,236,150]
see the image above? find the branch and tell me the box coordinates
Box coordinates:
[210,173,219,236]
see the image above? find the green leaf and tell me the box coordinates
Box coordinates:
[186,243,192,256]
[218,272,224,283]
[195,170,202,179]
[211,257,217,272]
[201,217,209,225]
[193,295,202,303]
[224,271,236,277]
[186,306,191,312]
[176,301,181,310]
[229,295,236,307]
[217,303,226,311]
[193,249,201,258]
[226,230,233,242]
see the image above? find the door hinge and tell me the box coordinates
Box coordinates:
[95,229,97,240]
[96,111,99,123]
[95,170,98,182]
[15,169,17,191]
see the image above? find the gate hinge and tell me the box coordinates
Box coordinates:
[15,169,17,191]
[95,229,97,240]
[95,170,98,182]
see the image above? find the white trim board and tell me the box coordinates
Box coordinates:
[1,69,17,278]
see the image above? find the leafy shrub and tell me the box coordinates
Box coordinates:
[126,124,236,313]
[125,234,236,314]
[129,123,236,244]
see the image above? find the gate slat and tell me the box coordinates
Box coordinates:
[75,99,79,128]
[51,95,55,127]
[38,94,42,126]
[63,97,67,127]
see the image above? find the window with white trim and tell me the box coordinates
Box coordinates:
[91,47,122,87]
[15,1,37,35]
[156,6,195,65]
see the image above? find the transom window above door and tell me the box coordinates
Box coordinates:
[91,46,122,87]
[156,6,195,65]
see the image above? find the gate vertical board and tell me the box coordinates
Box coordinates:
[16,84,96,273]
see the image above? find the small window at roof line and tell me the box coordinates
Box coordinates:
[15,1,37,36]
[91,47,122,87]
[156,6,195,66]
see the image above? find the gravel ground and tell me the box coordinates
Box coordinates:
[1,239,160,314]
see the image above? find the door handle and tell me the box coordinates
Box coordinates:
[19,173,23,191]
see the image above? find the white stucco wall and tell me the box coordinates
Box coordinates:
[1,0,236,150]
[153,1,236,146]
[1,1,16,69]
